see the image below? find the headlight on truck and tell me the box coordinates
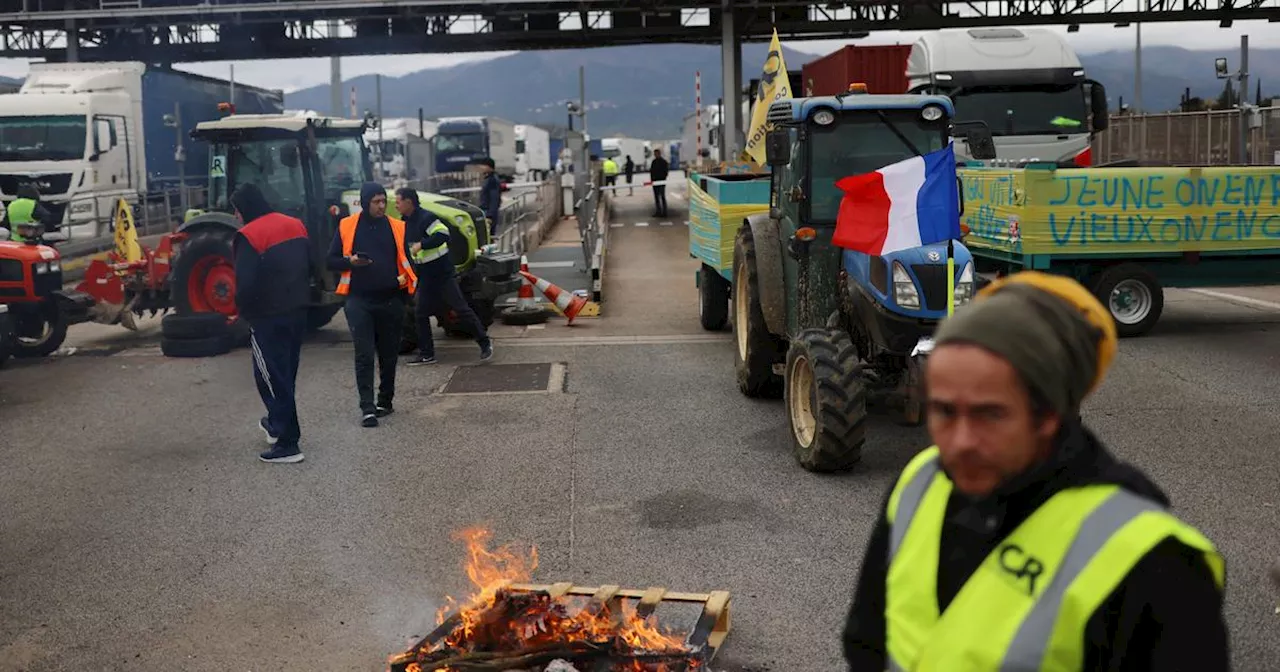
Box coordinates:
[892,261,921,310]
[954,261,974,306]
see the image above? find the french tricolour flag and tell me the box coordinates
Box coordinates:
[832,143,961,256]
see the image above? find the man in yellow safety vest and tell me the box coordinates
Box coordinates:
[602,156,619,189]
[3,185,52,243]
[842,271,1228,671]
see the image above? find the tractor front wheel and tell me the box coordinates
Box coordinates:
[172,232,238,317]
[10,299,68,358]
[784,328,867,473]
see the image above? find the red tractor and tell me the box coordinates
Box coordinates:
[0,223,95,357]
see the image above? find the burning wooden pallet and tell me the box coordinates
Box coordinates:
[387,581,732,672]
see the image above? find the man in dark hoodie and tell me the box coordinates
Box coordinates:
[395,187,492,366]
[232,183,312,464]
[477,157,502,237]
[843,271,1228,672]
[327,182,417,428]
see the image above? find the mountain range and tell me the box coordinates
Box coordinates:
[284,43,1280,139]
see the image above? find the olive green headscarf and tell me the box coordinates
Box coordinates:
[932,283,1104,417]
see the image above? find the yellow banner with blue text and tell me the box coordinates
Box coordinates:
[960,166,1280,255]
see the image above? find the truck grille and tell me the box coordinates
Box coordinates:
[910,264,950,312]
[0,173,74,196]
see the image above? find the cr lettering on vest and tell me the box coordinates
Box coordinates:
[998,543,1045,595]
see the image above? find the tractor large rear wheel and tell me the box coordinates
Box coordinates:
[172,232,238,318]
[10,300,67,358]
[784,328,867,473]
[732,226,782,398]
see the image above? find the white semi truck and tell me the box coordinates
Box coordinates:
[601,137,650,167]
[514,124,551,182]
[0,61,282,239]
[367,116,437,185]
[905,27,1109,166]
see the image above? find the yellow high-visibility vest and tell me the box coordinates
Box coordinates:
[885,446,1224,672]
[602,159,619,175]
[412,219,450,264]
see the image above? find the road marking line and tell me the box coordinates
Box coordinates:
[527,260,576,269]
[660,221,673,226]
[634,221,649,227]
[1185,288,1280,311]
[610,223,624,228]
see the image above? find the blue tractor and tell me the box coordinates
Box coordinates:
[732,90,996,472]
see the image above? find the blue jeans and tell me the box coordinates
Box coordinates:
[343,294,405,414]
[250,309,308,447]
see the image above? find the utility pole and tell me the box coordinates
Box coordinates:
[163,103,187,214]
[329,20,342,117]
[1134,23,1145,161]
[229,64,236,110]
[375,74,384,181]
[1239,35,1250,165]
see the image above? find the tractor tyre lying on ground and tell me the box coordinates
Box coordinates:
[160,312,240,358]
[161,312,231,340]
[732,226,782,398]
[784,328,867,473]
[698,264,730,331]
[1090,263,1164,338]
[161,334,233,358]
[171,232,239,317]
[307,304,342,332]
[501,305,550,326]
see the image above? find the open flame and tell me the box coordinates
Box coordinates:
[401,526,697,672]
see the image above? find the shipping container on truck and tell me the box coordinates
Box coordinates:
[432,116,517,179]
[800,45,911,97]
[0,61,282,239]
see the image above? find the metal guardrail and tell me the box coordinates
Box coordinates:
[489,179,561,257]
[1091,107,1280,166]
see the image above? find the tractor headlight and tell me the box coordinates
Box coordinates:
[454,214,468,228]
[812,109,836,126]
[954,261,974,306]
[921,105,945,122]
[34,262,49,274]
[48,260,60,273]
[892,261,920,310]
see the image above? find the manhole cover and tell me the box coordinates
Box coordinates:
[441,362,566,395]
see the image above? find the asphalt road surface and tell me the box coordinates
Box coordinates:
[2,184,1279,671]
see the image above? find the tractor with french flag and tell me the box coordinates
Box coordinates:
[716,87,997,473]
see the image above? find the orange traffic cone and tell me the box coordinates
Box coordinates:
[514,256,538,310]
[520,270,588,324]
[501,257,550,326]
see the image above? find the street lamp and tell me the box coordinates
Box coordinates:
[1214,35,1252,165]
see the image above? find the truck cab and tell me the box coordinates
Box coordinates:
[433,116,516,179]
[906,28,1109,167]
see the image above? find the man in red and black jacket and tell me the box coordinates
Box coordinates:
[232,183,312,465]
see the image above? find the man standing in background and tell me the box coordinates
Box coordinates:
[231,183,311,464]
[648,148,670,218]
[478,158,502,239]
[327,183,418,428]
[624,155,635,196]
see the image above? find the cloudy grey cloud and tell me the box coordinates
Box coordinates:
[0,19,1272,92]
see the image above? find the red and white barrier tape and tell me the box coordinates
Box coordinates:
[597,180,669,192]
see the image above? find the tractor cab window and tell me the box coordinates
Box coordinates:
[808,110,948,224]
[209,139,308,219]
[316,136,367,194]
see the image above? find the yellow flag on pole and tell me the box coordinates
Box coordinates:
[742,29,792,165]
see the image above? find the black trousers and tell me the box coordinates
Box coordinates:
[250,309,307,447]
[416,268,489,358]
[343,294,405,414]
[652,184,668,216]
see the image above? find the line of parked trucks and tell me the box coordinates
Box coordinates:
[684,27,1109,170]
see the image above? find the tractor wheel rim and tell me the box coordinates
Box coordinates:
[1109,279,1152,325]
[788,354,817,448]
[16,317,52,346]
[734,262,748,360]
[188,256,237,316]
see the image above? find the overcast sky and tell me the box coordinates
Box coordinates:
[0,20,1272,93]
